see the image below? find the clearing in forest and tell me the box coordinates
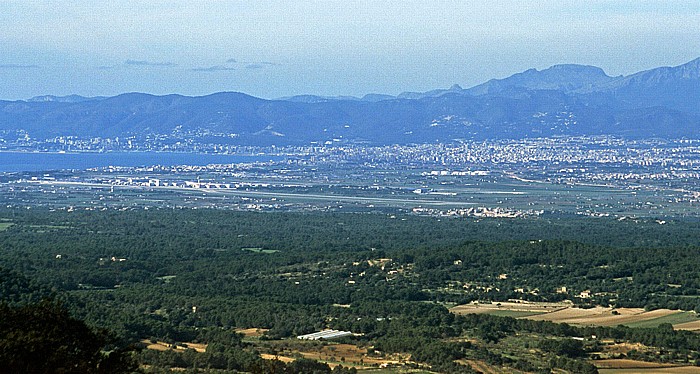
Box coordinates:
[259,342,409,370]
[236,327,269,337]
[527,307,680,326]
[457,359,523,374]
[241,247,280,253]
[451,303,699,329]
[450,301,568,316]
[596,359,700,373]
[673,319,700,331]
[141,340,207,353]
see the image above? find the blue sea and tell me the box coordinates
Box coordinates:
[0,152,280,173]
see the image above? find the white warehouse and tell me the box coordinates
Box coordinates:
[296,329,353,340]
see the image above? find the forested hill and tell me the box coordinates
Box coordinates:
[3,209,700,372]
[2,58,699,145]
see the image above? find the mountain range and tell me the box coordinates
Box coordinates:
[2,58,700,145]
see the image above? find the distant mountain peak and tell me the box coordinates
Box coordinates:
[603,57,700,90]
[583,57,700,114]
[524,63,610,81]
[685,56,700,66]
[465,63,614,96]
[547,63,607,73]
[674,57,700,78]
[395,84,466,100]
[27,94,104,103]
[3,57,699,145]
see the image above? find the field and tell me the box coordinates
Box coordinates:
[673,319,700,332]
[241,247,280,254]
[623,311,699,328]
[457,359,526,374]
[260,353,295,363]
[596,359,700,373]
[351,369,434,374]
[143,335,410,371]
[235,327,269,337]
[451,302,700,329]
[526,307,681,326]
[141,340,207,353]
[449,301,568,315]
[256,341,411,370]
[141,339,404,370]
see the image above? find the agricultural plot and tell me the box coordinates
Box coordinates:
[450,301,569,315]
[141,337,406,370]
[623,311,699,329]
[673,320,700,332]
[235,327,269,337]
[242,247,280,254]
[260,353,295,363]
[257,341,410,370]
[528,308,683,327]
[596,359,700,373]
[457,359,522,374]
[357,369,434,374]
[451,303,700,329]
[141,340,207,353]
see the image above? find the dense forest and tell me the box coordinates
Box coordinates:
[2,208,700,372]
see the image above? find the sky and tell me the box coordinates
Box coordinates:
[0,0,699,100]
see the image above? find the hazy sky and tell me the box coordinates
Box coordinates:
[1,0,699,100]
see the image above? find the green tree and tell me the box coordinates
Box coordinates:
[0,300,137,373]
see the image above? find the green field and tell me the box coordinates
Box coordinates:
[27,224,71,232]
[624,311,699,329]
[156,275,177,283]
[478,310,547,318]
[242,247,280,254]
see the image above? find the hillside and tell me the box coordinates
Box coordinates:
[1,58,699,145]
